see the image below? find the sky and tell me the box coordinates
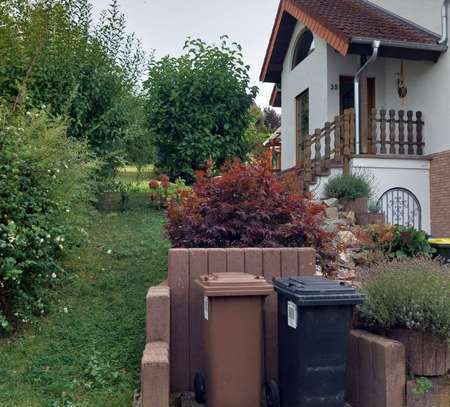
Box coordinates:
[91,0,280,107]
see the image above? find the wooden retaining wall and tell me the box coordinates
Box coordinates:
[168,247,316,392]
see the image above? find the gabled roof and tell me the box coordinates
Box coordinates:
[261,0,446,83]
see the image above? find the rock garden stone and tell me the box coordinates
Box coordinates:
[336,230,359,247]
[325,206,339,220]
[324,197,338,207]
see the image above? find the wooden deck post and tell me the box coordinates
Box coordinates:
[343,109,351,175]
[398,110,405,155]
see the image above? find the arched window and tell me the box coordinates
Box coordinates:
[292,29,315,69]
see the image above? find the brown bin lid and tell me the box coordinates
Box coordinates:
[196,272,273,297]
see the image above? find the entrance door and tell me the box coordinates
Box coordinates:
[340,76,376,153]
[339,76,375,114]
[295,90,309,166]
[340,76,355,113]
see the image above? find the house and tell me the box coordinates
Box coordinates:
[261,0,450,236]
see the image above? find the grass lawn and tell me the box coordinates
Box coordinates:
[0,206,169,407]
[117,165,155,192]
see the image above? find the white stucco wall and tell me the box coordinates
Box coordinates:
[280,22,329,170]
[351,157,431,232]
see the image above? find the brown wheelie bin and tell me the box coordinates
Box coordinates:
[194,272,273,407]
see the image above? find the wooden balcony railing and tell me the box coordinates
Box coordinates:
[302,109,354,184]
[368,109,424,156]
[300,108,425,188]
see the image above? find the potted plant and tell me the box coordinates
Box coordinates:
[356,200,385,225]
[358,257,450,376]
[324,174,371,214]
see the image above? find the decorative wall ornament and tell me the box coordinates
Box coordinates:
[397,61,408,99]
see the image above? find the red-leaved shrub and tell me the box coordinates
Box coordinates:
[166,159,337,273]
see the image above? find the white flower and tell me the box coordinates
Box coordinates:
[51,273,57,279]
[107,249,112,254]
[63,307,68,313]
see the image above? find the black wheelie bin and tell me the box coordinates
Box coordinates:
[268,276,365,407]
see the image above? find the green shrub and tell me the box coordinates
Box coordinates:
[363,224,434,259]
[324,174,371,200]
[368,200,381,214]
[0,104,96,332]
[358,257,450,338]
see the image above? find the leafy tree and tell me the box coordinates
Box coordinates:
[263,107,281,131]
[0,0,148,175]
[144,37,258,181]
[246,105,271,154]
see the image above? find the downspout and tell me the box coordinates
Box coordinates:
[439,0,449,44]
[354,40,381,155]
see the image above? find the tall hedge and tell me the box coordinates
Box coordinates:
[0,105,96,332]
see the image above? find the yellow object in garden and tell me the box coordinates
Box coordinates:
[428,238,450,245]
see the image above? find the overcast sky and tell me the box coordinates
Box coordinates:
[91,0,280,107]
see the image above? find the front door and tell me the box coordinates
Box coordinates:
[295,90,309,166]
[340,76,376,153]
[340,76,355,113]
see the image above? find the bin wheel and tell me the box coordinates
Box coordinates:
[194,373,206,404]
[264,380,280,407]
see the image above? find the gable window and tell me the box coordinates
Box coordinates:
[292,29,315,69]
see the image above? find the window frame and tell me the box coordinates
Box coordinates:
[291,29,315,70]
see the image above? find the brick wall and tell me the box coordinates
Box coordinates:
[430,150,450,237]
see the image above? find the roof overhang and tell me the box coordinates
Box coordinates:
[261,0,349,83]
[269,85,282,108]
[261,0,448,83]
[349,37,446,62]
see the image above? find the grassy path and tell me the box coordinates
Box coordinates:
[0,208,169,406]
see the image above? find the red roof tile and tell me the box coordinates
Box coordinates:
[292,0,438,45]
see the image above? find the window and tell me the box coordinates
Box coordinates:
[292,30,315,69]
[296,90,309,165]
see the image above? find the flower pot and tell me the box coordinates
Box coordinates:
[340,197,368,214]
[355,212,385,226]
[388,328,449,376]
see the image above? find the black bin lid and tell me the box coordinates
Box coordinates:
[273,276,365,306]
